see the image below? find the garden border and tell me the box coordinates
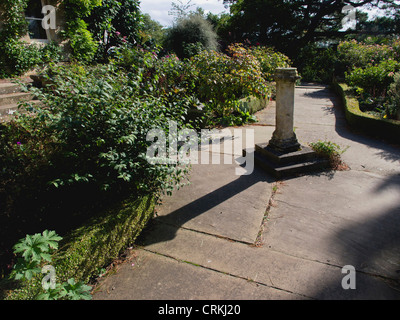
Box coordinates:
[332,80,400,144]
[3,193,156,300]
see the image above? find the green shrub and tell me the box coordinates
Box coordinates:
[65,19,98,62]
[345,59,400,97]
[337,39,396,71]
[0,40,62,78]
[310,140,349,170]
[7,230,92,300]
[164,14,218,59]
[386,71,400,119]
[296,45,338,84]
[0,63,191,263]
[189,43,270,119]
[13,63,190,195]
[250,45,291,82]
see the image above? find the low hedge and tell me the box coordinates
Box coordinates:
[332,80,400,144]
[3,193,156,300]
[237,96,269,114]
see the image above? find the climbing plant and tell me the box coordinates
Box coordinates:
[62,0,102,62]
[0,0,29,40]
[0,0,41,78]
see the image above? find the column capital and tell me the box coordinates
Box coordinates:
[274,68,300,82]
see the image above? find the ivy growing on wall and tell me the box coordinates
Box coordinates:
[63,0,102,62]
[0,0,40,78]
[0,0,29,41]
[0,0,144,77]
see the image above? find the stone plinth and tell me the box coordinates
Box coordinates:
[250,68,328,179]
[268,68,301,153]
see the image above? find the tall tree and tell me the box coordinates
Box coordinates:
[223,0,400,55]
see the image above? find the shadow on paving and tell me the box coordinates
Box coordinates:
[300,84,400,169]
[137,159,276,247]
[311,173,400,299]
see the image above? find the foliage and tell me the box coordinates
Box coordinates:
[66,19,99,62]
[0,38,62,81]
[295,44,338,84]
[337,39,400,71]
[164,14,219,59]
[310,140,349,170]
[0,0,29,40]
[345,59,400,97]
[8,230,92,300]
[86,0,144,62]
[385,71,400,119]
[250,45,291,82]
[338,39,400,120]
[189,43,270,119]
[141,13,167,48]
[3,63,190,196]
[222,0,399,56]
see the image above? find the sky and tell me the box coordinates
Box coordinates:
[140,0,229,27]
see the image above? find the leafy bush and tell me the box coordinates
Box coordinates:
[8,230,92,300]
[338,39,398,71]
[296,45,338,84]
[345,59,400,97]
[310,140,349,170]
[0,63,192,261]
[386,71,400,119]
[65,19,98,62]
[13,63,190,195]
[0,40,62,78]
[86,0,144,61]
[339,39,400,120]
[189,43,270,119]
[164,14,219,59]
[250,45,291,82]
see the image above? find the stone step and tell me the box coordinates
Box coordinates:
[0,100,42,124]
[0,83,22,95]
[243,147,329,179]
[252,151,329,179]
[0,92,35,106]
[255,143,317,165]
[0,78,33,94]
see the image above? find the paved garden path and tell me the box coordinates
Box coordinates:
[93,84,400,300]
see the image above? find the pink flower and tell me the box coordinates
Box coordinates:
[17,142,21,145]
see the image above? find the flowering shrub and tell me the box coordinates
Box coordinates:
[345,59,400,97]
[338,39,397,70]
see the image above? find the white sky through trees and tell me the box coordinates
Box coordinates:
[140,0,227,26]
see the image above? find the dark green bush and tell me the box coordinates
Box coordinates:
[164,14,218,59]
[0,63,192,277]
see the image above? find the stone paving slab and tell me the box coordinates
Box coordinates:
[134,223,400,300]
[263,170,400,280]
[93,84,400,301]
[155,153,273,244]
[93,250,301,300]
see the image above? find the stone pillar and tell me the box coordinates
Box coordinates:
[268,68,301,153]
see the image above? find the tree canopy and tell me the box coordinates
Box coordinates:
[222,0,400,55]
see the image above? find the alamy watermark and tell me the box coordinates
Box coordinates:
[342,5,357,30]
[41,5,56,30]
[146,121,255,176]
[41,265,56,290]
[342,265,356,290]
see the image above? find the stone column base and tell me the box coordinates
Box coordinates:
[268,134,301,153]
